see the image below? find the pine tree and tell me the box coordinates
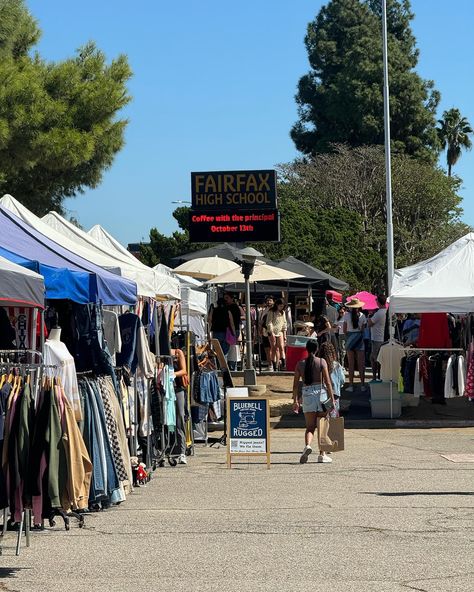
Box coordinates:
[291,0,440,160]
[0,0,132,214]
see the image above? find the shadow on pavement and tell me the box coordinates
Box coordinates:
[362,491,474,496]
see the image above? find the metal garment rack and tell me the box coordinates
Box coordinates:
[403,347,464,352]
[0,350,57,556]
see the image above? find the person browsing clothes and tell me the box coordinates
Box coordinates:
[367,294,387,382]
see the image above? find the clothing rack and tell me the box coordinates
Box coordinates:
[403,348,464,352]
[0,356,63,555]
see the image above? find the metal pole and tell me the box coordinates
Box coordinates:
[382,0,395,293]
[245,274,253,370]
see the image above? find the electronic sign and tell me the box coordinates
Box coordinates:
[188,209,280,243]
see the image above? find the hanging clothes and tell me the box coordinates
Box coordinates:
[44,339,82,421]
[418,313,452,348]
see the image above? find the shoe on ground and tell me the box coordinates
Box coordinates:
[300,445,312,464]
[268,364,274,372]
[178,454,187,465]
[345,385,354,393]
[317,453,333,463]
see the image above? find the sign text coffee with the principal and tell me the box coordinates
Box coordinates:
[191,170,277,210]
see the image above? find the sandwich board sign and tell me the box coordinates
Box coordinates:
[227,396,270,469]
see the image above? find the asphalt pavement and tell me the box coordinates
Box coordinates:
[1,427,473,592]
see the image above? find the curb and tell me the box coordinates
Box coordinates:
[270,416,474,430]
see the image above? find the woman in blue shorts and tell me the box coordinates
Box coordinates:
[292,340,336,464]
[343,298,367,392]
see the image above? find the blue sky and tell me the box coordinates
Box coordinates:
[26,0,474,245]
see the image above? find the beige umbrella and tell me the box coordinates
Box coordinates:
[205,260,303,284]
[173,255,240,280]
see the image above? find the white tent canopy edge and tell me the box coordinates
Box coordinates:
[390,232,474,313]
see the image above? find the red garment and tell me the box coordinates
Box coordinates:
[418,313,452,349]
[419,354,432,398]
[465,342,474,400]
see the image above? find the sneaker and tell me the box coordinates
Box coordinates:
[345,385,354,393]
[299,445,312,464]
[317,453,333,463]
[178,454,187,465]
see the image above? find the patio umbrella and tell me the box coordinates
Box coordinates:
[205,261,303,284]
[173,256,240,280]
[347,291,386,310]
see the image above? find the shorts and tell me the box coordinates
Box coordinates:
[370,341,383,363]
[346,332,365,352]
[301,384,327,413]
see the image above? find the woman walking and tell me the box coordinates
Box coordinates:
[343,298,367,392]
[320,341,345,417]
[266,298,287,371]
[292,340,336,464]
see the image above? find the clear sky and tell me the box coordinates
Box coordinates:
[26,0,474,245]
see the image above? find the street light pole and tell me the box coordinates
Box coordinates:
[237,247,262,386]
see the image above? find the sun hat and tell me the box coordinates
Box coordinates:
[345,298,365,309]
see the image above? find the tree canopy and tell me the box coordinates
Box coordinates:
[0,0,132,214]
[269,146,469,289]
[291,0,440,160]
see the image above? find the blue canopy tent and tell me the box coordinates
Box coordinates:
[0,206,137,305]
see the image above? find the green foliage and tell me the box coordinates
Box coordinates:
[276,145,469,289]
[253,195,382,290]
[437,108,473,176]
[0,1,132,214]
[291,0,440,160]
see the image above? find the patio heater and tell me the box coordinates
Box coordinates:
[236,247,263,386]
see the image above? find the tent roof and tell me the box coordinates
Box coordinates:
[171,243,272,264]
[0,254,45,308]
[87,223,180,299]
[0,201,136,305]
[273,256,349,290]
[391,232,474,313]
[171,243,242,264]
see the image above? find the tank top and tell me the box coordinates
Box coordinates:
[297,356,327,386]
[173,354,184,390]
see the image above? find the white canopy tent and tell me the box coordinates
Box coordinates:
[87,223,180,300]
[391,232,474,313]
[206,260,303,285]
[0,194,175,299]
[0,195,180,300]
[173,256,240,280]
[152,263,208,339]
[0,254,45,308]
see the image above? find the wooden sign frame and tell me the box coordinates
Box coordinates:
[226,396,271,469]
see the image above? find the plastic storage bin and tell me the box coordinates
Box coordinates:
[370,396,402,418]
[369,381,398,399]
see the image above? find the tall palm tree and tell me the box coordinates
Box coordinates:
[437,108,473,176]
